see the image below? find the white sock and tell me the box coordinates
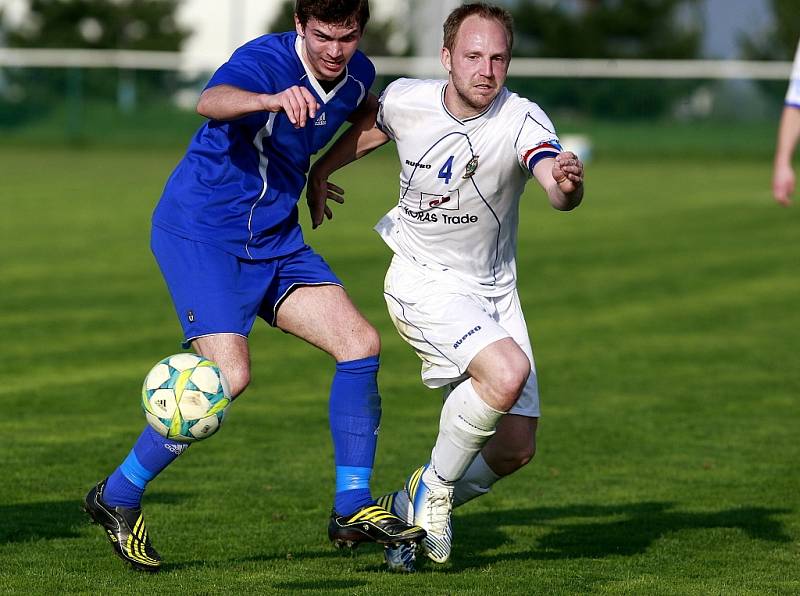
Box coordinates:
[426,379,505,484]
[453,452,501,507]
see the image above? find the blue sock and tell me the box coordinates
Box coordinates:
[103,426,189,508]
[329,355,381,516]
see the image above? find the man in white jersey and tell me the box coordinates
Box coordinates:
[307,2,584,571]
[773,38,800,206]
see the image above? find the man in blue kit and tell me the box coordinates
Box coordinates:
[83,0,424,572]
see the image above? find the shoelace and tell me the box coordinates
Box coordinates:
[425,492,453,536]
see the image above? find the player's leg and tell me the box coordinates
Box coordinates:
[381,262,530,564]
[85,229,261,571]
[103,234,254,502]
[453,287,541,505]
[454,414,537,507]
[275,284,379,361]
[406,338,529,562]
[269,253,424,548]
[277,285,381,518]
[428,288,540,542]
[95,339,250,515]
[192,333,251,398]
[382,413,537,570]
[427,337,530,484]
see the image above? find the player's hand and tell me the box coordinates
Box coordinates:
[306,167,345,229]
[552,151,583,194]
[261,86,320,128]
[772,164,795,207]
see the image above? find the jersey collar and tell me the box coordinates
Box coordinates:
[294,34,349,103]
[440,83,498,124]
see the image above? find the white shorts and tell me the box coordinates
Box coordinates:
[383,257,540,418]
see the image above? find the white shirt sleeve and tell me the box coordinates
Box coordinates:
[786,40,800,107]
[376,79,406,140]
[512,102,561,174]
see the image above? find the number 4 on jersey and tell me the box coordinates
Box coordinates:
[438,156,455,185]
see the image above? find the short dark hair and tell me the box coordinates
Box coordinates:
[443,2,514,54]
[295,0,370,32]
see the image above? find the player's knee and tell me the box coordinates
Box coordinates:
[221,364,250,398]
[341,322,381,361]
[509,445,535,471]
[492,358,531,411]
[362,324,381,356]
[515,438,536,468]
[494,438,536,475]
[517,427,537,468]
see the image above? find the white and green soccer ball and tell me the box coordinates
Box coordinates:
[142,353,231,442]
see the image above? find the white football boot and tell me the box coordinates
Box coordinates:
[405,464,454,563]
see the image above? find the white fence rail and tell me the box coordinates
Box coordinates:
[0,48,793,80]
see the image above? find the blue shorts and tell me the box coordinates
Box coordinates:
[151,226,342,345]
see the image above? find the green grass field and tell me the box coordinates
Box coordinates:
[1,137,798,594]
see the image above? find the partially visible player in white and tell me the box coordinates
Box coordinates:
[307,2,584,570]
[773,38,800,207]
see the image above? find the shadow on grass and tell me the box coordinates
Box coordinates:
[161,548,351,572]
[2,496,789,579]
[446,502,792,571]
[174,502,793,576]
[0,491,190,544]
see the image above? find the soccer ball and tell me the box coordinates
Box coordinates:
[141,353,231,442]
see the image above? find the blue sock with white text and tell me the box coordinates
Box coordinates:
[103,426,189,508]
[329,355,381,516]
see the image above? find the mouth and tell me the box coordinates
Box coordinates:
[322,58,344,72]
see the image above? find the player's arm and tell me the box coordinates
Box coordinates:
[772,105,800,206]
[532,152,584,211]
[197,84,320,127]
[314,94,389,172]
[306,94,391,228]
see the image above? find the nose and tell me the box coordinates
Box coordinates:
[328,41,343,59]
[478,57,493,78]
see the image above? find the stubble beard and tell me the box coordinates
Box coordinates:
[453,77,497,115]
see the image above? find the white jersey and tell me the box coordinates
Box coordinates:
[787,40,800,107]
[375,78,560,296]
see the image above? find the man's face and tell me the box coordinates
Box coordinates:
[295,16,362,81]
[441,16,510,116]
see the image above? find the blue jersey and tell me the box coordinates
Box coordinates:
[153,32,375,260]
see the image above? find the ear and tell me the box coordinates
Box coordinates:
[294,14,304,37]
[441,47,452,73]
